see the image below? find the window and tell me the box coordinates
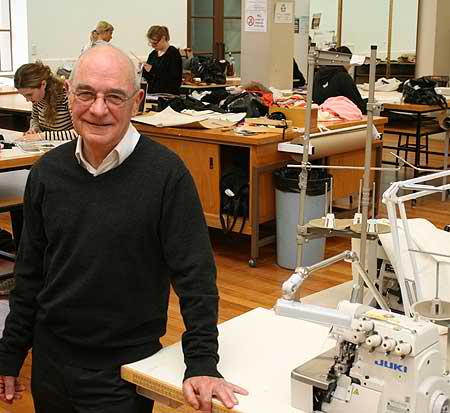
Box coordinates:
[188,0,241,74]
[0,0,13,72]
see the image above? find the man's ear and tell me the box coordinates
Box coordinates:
[131,89,145,115]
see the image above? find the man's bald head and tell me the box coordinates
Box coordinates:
[71,44,140,92]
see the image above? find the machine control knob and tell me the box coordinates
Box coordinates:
[394,343,412,357]
[381,338,397,352]
[357,320,375,332]
[366,334,382,347]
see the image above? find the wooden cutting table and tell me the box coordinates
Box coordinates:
[133,117,387,266]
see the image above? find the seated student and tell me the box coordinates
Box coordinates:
[81,21,114,54]
[142,25,182,95]
[14,62,77,140]
[312,46,366,113]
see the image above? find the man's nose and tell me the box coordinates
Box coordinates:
[89,95,109,115]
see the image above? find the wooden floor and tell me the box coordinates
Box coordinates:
[0,133,449,412]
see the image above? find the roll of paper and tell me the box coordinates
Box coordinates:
[291,129,369,161]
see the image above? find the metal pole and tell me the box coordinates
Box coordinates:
[294,45,317,277]
[355,45,377,303]
[386,0,394,78]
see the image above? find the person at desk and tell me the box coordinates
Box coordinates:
[312,46,366,114]
[14,62,77,140]
[0,45,247,413]
[142,25,182,94]
[81,20,114,53]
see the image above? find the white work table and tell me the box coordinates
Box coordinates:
[122,307,336,413]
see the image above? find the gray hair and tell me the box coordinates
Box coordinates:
[70,44,140,92]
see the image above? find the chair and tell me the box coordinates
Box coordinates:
[423,75,449,87]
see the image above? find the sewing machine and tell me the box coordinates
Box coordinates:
[275,251,450,413]
[286,301,450,412]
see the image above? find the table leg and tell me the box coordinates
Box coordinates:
[443,129,450,202]
[414,113,422,177]
[249,165,259,267]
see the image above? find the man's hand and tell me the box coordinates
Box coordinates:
[0,376,25,404]
[23,128,39,136]
[143,63,152,72]
[183,376,248,412]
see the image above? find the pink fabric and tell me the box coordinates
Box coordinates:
[319,96,363,120]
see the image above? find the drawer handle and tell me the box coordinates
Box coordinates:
[209,157,214,169]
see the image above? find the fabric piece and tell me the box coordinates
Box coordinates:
[319,96,363,120]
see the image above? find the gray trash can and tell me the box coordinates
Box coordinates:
[273,167,330,269]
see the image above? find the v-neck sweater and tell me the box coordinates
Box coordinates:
[0,136,220,380]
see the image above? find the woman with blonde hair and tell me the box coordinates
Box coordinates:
[81,21,114,53]
[142,25,182,94]
[14,62,76,140]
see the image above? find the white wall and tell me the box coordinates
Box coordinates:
[26,0,188,70]
[11,0,28,71]
[308,0,418,59]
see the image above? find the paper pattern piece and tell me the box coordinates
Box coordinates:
[350,54,366,66]
[244,0,268,32]
[132,107,246,129]
[274,2,293,24]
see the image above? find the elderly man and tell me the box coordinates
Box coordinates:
[0,45,247,413]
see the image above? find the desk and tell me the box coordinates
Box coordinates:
[382,101,448,176]
[0,94,32,132]
[133,118,386,265]
[122,307,334,413]
[180,78,240,94]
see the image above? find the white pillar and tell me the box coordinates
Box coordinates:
[241,0,295,89]
[415,0,450,77]
[294,0,310,79]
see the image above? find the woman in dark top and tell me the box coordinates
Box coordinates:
[142,25,182,94]
[312,46,366,113]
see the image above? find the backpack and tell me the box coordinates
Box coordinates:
[402,77,448,109]
[219,170,249,234]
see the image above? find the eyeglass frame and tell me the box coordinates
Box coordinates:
[148,37,162,46]
[69,87,139,109]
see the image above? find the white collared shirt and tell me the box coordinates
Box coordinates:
[75,124,141,176]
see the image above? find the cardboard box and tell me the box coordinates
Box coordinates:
[268,106,318,129]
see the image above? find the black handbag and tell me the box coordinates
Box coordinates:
[190,56,226,85]
[221,92,269,117]
[219,169,249,234]
[402,77,448,109]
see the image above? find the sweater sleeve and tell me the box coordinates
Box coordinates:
[142,52,154,83]
[337,72,367,114]
[43,129,78,141]
[165,47,182,94]
[30,104,41,132]
[159,168,221,381]
[0,166,47,377]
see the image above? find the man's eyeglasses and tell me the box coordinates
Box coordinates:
[71,89,137,108]
[148,38,160,46]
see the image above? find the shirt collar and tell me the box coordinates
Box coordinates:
[75,124,141,176]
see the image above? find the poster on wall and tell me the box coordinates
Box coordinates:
[244,0,268,32]
[311,13,321,30]
[274,2,293,24]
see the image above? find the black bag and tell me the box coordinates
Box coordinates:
[402,77,448,109]
[221,92,269,117]
[191,56,226,85]
[219,169,249,234]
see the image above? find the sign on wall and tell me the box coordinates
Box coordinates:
[274,2,293,24]
[244,0,268,32]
